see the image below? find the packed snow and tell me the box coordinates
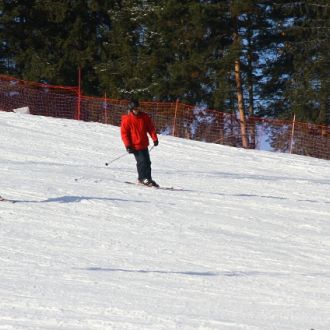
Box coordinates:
[1,111,330,330]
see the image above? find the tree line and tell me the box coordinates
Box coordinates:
[0,0,329,132]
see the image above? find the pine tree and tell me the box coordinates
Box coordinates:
[98,0,233,106]
[254,0,330,153]
[0,0,110,94]
[258,0,330,125]
[225,0,273,148]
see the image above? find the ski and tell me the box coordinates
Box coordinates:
[0,196,16,203]
[124,181,183,191]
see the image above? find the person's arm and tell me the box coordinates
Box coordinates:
[146,115,158,143]
[120,116,132,148]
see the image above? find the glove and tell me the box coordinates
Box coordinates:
[126,146,134,154]
[153,140,159,147]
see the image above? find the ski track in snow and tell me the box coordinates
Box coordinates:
[1,112,330,329]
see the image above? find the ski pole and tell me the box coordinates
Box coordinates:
[106,145,154,166]
[105,152,128,166]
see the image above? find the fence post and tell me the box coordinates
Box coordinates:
[173,98,179,137]
[289,114,296,154]
[75,67,81,120]
[104,92,107,124]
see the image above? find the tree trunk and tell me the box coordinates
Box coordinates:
[234,59,249,148]
[247,23,256,149]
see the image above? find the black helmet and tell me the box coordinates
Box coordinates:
[128,99,140,111]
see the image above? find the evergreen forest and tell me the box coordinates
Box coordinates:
[0,0,329,125]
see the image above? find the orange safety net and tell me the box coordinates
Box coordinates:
[0,74,329,160]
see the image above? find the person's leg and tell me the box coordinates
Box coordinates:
[134,149,151,181]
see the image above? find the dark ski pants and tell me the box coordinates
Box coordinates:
[133,148,152,181]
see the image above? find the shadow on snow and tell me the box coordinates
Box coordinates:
[83,268,330,278]
[85,267,218,276]
[11,196,148,204]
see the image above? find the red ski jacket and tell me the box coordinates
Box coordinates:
[120,111,158,151]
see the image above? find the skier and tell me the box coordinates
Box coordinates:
[120,99,159,187]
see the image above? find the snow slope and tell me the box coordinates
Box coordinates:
[1,111,330,330]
